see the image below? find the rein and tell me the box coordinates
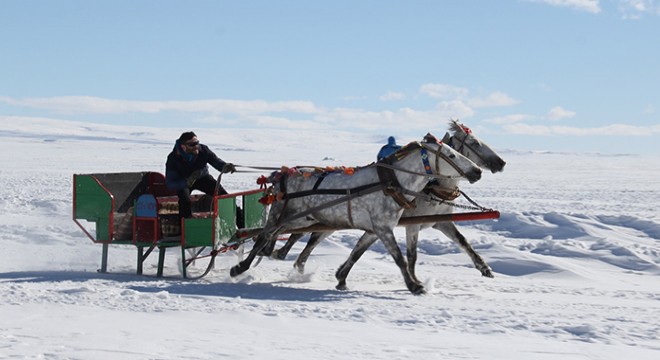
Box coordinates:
[235,164,281,172]
[375,159,466,180]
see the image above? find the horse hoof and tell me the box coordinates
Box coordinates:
[410,284,426,295]
[336,282,348,291]
[230,264,246,277]
[229,267,239,277]
[293,264,305,274]
[481,268,495,278]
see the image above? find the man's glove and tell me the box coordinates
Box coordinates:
[222,163,237,174]
[186,169,203,187]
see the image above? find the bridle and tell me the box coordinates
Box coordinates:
[447,130,489,168]
[377,141,469,181]
[420,141,468,179]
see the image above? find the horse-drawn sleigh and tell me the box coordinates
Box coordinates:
[73,121,504,293]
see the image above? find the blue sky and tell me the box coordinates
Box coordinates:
[1,0,659,154]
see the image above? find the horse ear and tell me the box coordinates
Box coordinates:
[441,132,451,143]
[423,133,436,143]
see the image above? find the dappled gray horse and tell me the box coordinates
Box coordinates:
[397,122,505,282]
[230,136,482,294]
[275,120,505,285]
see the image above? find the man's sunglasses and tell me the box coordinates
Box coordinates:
[185,141,200,147]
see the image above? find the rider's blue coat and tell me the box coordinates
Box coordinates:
[377,136,401,161]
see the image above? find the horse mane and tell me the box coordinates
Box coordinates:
[448,119,472,135]
[387,141,422,161]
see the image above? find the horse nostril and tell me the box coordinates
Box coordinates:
[469,170,482,183]
[490,159,506,173]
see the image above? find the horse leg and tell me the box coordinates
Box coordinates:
[433,222,494,278]
[258,233,278,257]
[293,231,332,273]
[230,228,279,277]
[375,228,425,294]
[335,232,378,291]
[336,230,425,295]
[404,224,422,284]
[271,233,304,260]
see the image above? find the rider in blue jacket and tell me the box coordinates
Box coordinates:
[377,136,402,161]
[166,131,236,219]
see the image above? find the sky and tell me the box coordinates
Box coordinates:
[1,0,659,155]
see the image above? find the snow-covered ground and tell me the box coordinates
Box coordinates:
[1,119,659,359]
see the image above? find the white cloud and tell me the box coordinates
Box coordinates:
[309,104,475,133]
[466,92,519,108]
[434,100,475,118]
[0,94,477,134]
[419,85,517,110]
[618,0,660,19]
[419,84,469,100]
[529,0,601,13]
[379,92,406,101]
[547,106,576,120]
[503,123,660,136]
[531,0,660,18]
[14,94,656,140]
[0,96,319,115]
[483,114,535,125]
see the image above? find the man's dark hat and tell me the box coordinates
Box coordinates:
[179,131,197,143]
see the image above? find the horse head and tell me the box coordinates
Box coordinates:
[420,133,482,184]
[442,120,506,174]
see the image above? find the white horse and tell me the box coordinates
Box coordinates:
[275,120,505,285]
[230,135,482,294]
[405,121,505,281]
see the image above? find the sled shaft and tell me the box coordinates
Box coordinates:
[285,210,500,233]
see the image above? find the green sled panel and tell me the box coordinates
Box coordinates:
[183,218,214,248]
[215,197,236,244]
[243,191,266,229]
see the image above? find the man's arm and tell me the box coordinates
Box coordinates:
[204,146,227,173]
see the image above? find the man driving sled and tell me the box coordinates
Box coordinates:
[165,131,236,220]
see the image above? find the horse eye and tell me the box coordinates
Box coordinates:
[449,153,456,159]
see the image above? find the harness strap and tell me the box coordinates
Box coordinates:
[280,172,288,195]
[312,172,328,191]
[420,148,434,175]
[282,182,379,200]
[376,158,416,209]
[276,182,385,226]
[346,189,356,228]
[425,184,461,201]
[310,173,355,226]
[375,162,464,180]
